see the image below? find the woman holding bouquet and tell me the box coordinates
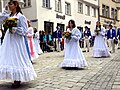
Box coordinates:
[93,21,111,57]
[60,20,88,69]
[0,0,37,88]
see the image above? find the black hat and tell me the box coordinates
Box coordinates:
[84,26,88,28]
[109,24,113,27]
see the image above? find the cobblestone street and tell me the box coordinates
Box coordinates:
[0,48,120,90]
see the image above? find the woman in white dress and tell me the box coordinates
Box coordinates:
[60,20,88,69]
[33,28,43,55]
[0,29,2,46]
[93,21,111,57]
[0,1,37,88]
[26,21,38,61]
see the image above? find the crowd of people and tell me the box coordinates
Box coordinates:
[0,0,120,89]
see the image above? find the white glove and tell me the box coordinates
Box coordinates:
[113,37,115,39]
[11,27,17,33]
[88,37,91,39]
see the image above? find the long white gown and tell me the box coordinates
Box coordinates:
[0,12,37,82]
[60,28,88,68]
[27,27,38,60]
[93,27,111,57]
[33,32,43,55]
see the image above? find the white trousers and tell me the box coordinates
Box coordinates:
[108,39,115,53]
[84,38,89,51]
[56,38,61,51]
[118,39,120,48]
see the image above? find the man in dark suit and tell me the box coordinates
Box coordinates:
[107,24,117,53]
[83,26,91,52]
[53,26,62,51]
[117,28,120,49]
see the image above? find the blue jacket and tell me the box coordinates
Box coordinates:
[117,28,120,39]
[53,30,62,38]
[107,29,116,39]
[117,28,120,36]
[83,30,91,38]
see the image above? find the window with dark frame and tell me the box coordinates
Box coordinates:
[43,0,51,8]
[55,0,62,12]
[78,2,83,14]
[65,2,71,15]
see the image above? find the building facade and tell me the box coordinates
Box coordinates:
[21,0,99,33]
[99,0,120,28]
[0,0,99,33]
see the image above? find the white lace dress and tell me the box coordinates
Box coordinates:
[0,12,37,82]
[93,27,111,57]
[60,28,88,68]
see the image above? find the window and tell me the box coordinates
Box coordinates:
[115,9,117,20]
[24,0,27,7]
[85,5,90,15]
[111,8,114,18]
[102,5,110,17]
[43,0,51,8]
[102,4,105,16]
[78,2,83,13]
[21,0,31,8]
[92,7,96,17]
[28,0,31,6]
[55,0,62,12]
[106,6,109,17]
[65,2,71,15]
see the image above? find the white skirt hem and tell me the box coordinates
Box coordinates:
[60,59,88,68]
[0,66,37,82]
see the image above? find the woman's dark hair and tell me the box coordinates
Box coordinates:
[68,19,76,28]
[96,21,101,30]
[33,28,38,33]
[8,1,23,16]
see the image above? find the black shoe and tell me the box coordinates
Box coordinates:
[82,51,86,52]
[12,81,21,88]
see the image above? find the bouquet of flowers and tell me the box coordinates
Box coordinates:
[94,27,101,35]
[3,17,18,33]
[63,31,72,39]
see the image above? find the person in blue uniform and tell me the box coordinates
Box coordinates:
[107,24,117,53]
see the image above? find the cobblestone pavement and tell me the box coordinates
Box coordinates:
[0,48,120,90]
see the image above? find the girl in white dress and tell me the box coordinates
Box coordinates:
[26,21,38,61]
[0,1,37,88]
[33,28,43,55]
[93,21,111,57]
[60,20,88,68]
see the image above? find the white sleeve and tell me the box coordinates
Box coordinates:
[15,15,28,36]
[71,29,81,41]
[0,31,2,38]
[0,10,9,24]
[27,27,34,37]
[99,27,105,36]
